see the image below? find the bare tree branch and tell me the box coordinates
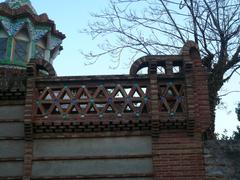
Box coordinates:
[81,0,240,121]
[219,91,240,97]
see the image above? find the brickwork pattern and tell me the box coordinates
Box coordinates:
[0,41,212,179]
[153,131,205,180]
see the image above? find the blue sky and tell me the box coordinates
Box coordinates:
[5,0,240,135]
[32,0,129,76]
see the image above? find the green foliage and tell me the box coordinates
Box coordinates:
[236,103,240,121]
[215,129,231,140]
[233,126,240,140]
[221,129,231,140]
[232,103,240,140]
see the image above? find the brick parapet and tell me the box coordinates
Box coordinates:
[5,41,212,179]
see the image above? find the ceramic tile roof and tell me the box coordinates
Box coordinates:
[0,2,65,39]
[5,0,37,14]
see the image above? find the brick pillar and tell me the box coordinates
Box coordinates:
[23,63,36,180]
[191,50,211,136]
[151,41,209,179]
[148,61,161,179]
[184,59,196,136]
[148,61,160,137]
[151,132,206,179]
[181,41,211,137]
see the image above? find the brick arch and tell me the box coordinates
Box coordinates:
[29,58,56,76]
[180,40,199,58]
[129,57,149,76]
[130,41,200,76]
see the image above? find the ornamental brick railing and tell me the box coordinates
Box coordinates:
[24,41,211,137]
[30,60,186,132]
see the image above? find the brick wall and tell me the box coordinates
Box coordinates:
[0,41,214,179]
[152,130,205,180]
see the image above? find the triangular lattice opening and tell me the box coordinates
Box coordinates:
[132,91,141,98]
[70,106,78,114]
[167,87,175,97]
[79,103,88,110]
[87,105,97,114]
[70,89,78,97]
[141,87,147,94]
[124,105,134,113]
[44,93,52,100]
[105,105,115,113]
[133,101,142,108]
[53,90,60,97]
[176,104,183,112]
[106,88,114,94]
[52,106,61,114]
[60,103,70,112]
[80,91,88,99]
[124,88,131,95]
[114,90,124,98]
[96,103,106,111]
[96,90,106,99]
[62,93,71,100]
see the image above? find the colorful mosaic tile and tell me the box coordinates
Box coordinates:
[5,0,37,14]
[32,29,49,41]
[0,0,64,66]
[1,20,25,36]
[0,16,63,63]
[49,36,62,50]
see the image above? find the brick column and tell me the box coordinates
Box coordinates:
[148,61,161,179]
[181,41,211,137]
[151,41,209,179]
[23,63,36,180]
[184,59,196,136]
[148,61,160,137]
[191,51,211,136]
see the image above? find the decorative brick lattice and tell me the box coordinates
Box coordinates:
[35,82,149,119]
[24,53,193,134]
[158,82,186,115]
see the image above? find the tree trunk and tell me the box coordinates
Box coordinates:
[207,67,224,136]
